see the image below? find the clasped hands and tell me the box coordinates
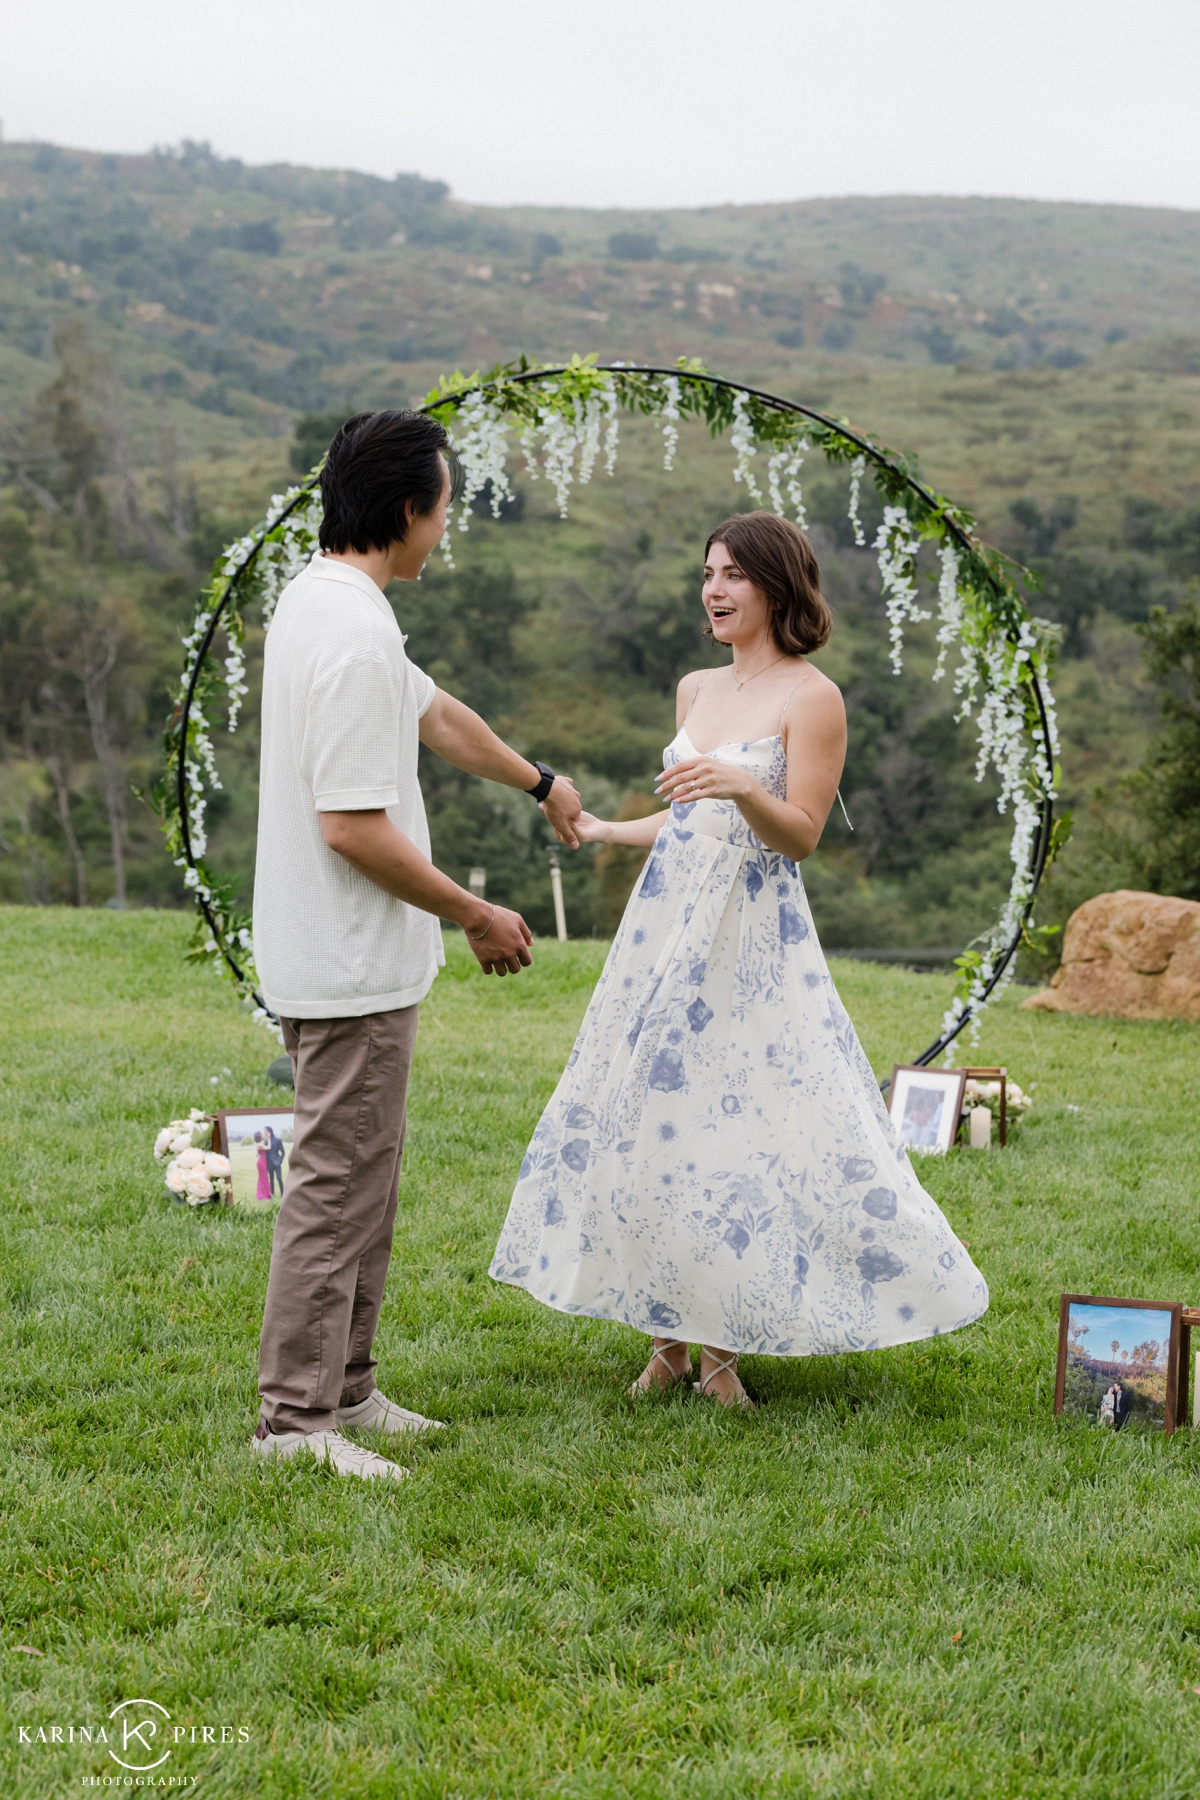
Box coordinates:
[540,774,584,848]
[569,756,753,845]
[540,759,748,849]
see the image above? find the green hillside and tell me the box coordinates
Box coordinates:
[3,139,1199,439]
[1,139,1198,948]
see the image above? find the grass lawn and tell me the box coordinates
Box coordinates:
[3,908,1200,1799]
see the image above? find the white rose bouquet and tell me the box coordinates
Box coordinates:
[963,1078,1033,1130]
[153,1109,232,1206]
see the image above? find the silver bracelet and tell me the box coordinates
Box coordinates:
[467,905,495,942]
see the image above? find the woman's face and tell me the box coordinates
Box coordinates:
[702,542,773,649]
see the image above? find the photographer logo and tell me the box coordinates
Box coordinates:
[17,1698,249,1780]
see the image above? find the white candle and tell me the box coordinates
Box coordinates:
[969,1106,992,1149]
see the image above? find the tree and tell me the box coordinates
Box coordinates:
[1125,599,1200,899]
[32,321,108,557]
[20,584,146,906]
[0,321,174,906]
[1010,495,1078,561]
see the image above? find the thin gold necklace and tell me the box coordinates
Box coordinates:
[732,653,788,693]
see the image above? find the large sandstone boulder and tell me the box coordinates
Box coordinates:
[1022,890,1200,1021]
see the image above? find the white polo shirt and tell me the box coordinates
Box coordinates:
[252,551,444,1019]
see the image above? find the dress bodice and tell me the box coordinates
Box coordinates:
[662,725,788,849]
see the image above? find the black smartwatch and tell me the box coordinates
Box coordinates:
[527,760,556,804]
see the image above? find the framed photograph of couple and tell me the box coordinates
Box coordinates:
[212,1108,294,1206]
[1054,1293,1185,1435]
[887,1065,967,1156]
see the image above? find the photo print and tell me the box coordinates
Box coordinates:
[213,1109,294,1206]
[1055,1294,1183,1435]
[887,1066,968,1156]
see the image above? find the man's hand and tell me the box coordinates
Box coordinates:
[541,775,583,849]
[320,808,535,976]
[467,904,534,977]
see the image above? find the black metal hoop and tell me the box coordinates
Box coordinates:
[174,479,318,1013]
[175,365,1053,1061]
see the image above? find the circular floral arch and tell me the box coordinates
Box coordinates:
[159,356,1062,1062]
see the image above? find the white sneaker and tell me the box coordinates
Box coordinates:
[335,1389,447,1436]
[251,1426,409,1481]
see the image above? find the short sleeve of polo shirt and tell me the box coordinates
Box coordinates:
[407,657,437,718]
[303,652,434,812]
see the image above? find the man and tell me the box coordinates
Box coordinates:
[251,409,581,1482]
[901,1087,943,1150]
[265,1125,286,1198]
[1111,1381,1130,1430]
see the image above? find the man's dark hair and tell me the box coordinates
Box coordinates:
[317,410,457,553]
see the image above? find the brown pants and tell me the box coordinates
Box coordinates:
[257,1005,419,1434]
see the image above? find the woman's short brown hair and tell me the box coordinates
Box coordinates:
[705,511,833,654]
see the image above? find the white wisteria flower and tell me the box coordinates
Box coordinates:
[661,375,681,472]
[847,455,867,546]
[729,392,763,501]
[874,506,930,674]
[766,438,808,525]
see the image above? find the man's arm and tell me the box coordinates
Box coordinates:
[418,688,582,848]
[319,809,532,976]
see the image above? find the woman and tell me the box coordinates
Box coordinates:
[490,512,988,1408]
[254,1132,272,1203]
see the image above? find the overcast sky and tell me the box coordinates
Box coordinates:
[3,0,1197,213]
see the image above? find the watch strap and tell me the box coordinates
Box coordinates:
[527,760,556,804]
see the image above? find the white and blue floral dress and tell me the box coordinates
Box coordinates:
[490,726,988,1356]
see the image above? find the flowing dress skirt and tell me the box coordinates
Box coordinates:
[490,730,988,1355]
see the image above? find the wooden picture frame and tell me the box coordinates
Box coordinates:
[888,1065,968,1156]
[1055,1293,1182,1436]
[960,1066,1008,1146]
[212,1107,295,1207]
[1182,1308,1200,1429]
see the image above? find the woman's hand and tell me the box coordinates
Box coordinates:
[655,755,754,806]
[572,811,614,845]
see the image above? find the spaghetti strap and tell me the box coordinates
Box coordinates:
[777,669,813,735]
[682,673,709,722]
[777,669,854,830]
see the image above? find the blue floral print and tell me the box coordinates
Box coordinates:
[490,725,988,1355]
